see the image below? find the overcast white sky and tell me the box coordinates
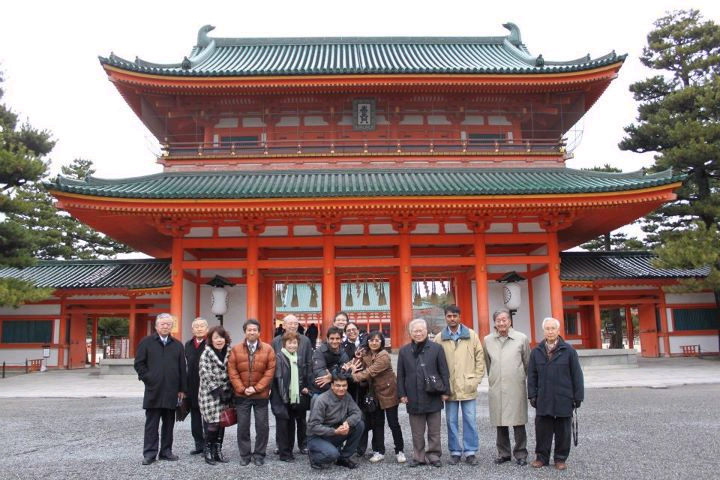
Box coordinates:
[2,0,718,180]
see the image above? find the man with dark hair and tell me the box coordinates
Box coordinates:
[134,313,187,465]
[311,326,351,394]
[228,319,276,466]
[435,304,485,465]
[307,375,364,470]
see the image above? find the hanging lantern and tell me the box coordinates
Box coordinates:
[291,283,299,307]
[498,271,526,311]
[210,287,228,315]
[362,282,370,306]
[309,283,318,308]
[378,282,387,306]
[345,283,354,307]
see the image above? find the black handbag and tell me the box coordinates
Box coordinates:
[175,396,191,421]
[290,393,311,412]
[361,391,379,413]
[418,353,445,394]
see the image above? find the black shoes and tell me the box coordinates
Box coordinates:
[407,459,425,467]
[158,453,179,461]
[142,457,156,465]
[239,457,251,466]
[253,456,265,466]
[494,456,511,464]
[430,460,442,467]
[466,455,478,465]
[449,455,462,465]
[516,458,528,466]
[190,446,204,455]
[336,457,358,469]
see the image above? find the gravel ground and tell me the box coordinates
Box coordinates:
[1,385,718,480]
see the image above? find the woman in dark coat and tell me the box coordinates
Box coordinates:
[397,319,450,467]
[527,317,584,471]
[270,331,312,461]
[350,331,406,463]
[198,325,233,465]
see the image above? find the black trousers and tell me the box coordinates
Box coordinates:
[275,407,307,458]
[534,415,572,464]
[496,425,527,460]
[190,407,207,448]
[236,397,269,460]
[366,405,405,454]
[143,408,175,459]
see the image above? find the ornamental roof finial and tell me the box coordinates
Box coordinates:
[502,22,522,47]
[197,24,215,48]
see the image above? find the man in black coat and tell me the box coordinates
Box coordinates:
[134,313,188,465]
[184,317,208,455]
[527,317,584,471]
[397,318,450,468]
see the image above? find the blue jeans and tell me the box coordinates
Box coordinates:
[445,399,478,456]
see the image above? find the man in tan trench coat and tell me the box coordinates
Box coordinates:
[483,308,530,466]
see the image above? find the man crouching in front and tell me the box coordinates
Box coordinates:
[306,375,365,470]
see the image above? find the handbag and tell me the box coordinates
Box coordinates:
[290,393,311,412]
[418,352,445,394]
[361,391,379,413]
[175,396,190,421]
[219,406,237,427]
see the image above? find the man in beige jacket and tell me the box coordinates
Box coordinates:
[434,304,485,465]
[483,308,530,466]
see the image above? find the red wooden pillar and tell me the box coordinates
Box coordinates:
[547,231,565,333]
[592,289,603,348]
[397,226,413,348]
[58,297,68,369]
[170,235,184,339]
[246,232,259,320]
[322,230,336,336]
[625,305,634,349]
[473,231,490,340]
[390,275,402,349]
[128,295,137,357]
[658,291,671,357]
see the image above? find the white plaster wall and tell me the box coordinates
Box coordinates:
[0,349,59,366]
[532,273,552,340]
[665,292,716,305]
[0,304,60,316]
[181,278,197,341]
[668,335,718,354]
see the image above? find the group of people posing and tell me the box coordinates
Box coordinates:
[133,306,584,471]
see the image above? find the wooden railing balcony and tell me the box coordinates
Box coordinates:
[161,137,567,158]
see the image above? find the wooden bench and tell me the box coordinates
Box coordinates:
[680,345,701,357]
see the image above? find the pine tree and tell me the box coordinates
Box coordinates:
[620,9,720,303]
[7,158,134,259]
[0,69,55,305]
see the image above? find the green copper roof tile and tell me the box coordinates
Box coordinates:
[100,24,625,77]
[48,168,681,200]
[0,259,171,289]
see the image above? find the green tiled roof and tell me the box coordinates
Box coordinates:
[49,168,679,200]
[560,252,709,281]
[100,24,624,77]
[0,259,171,290]
[0,254,707,291]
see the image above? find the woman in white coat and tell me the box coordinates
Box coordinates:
[483,308,530,466]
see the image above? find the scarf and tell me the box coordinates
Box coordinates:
[282,348,300,404]
[212,345,228,363]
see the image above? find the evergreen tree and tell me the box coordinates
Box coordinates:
[7,158,134,259]
[0,70,55,306]
[619,9,720,303]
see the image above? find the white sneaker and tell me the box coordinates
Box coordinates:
[369,452,385,463]
[396,452,407,463]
